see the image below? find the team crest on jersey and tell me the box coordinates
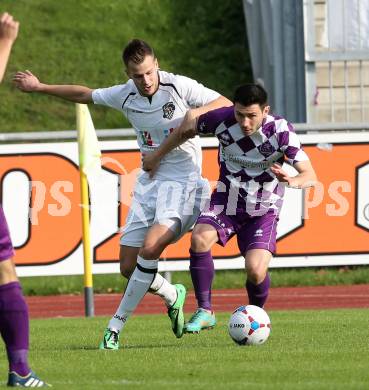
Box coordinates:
[162,102,175,119]
[258,142,274,157]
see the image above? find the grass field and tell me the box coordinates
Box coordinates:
[0,310,368,389]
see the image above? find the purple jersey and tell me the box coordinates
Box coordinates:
[197,106,309,216]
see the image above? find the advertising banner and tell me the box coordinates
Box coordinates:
[1,132,368,276]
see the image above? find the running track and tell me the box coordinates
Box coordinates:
[26,284,369,318]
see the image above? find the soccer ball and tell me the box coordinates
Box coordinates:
[228,305,271,346]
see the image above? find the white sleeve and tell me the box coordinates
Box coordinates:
[175,75,220,107]
[92,84,130,111]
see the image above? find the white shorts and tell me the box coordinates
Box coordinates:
[120,175,210,247]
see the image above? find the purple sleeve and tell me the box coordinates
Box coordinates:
[196,106,234,135]
[277,121,309,165]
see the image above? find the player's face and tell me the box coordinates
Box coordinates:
[126,55,159,97]
[234,103,270,136]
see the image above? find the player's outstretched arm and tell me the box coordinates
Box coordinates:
[13,70,93,103]
[270,161,317,189]
[0,12,19,83]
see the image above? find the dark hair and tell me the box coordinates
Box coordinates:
[233,84,268,107]
[122,39,155,66]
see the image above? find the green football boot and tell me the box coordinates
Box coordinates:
[184,308,216,334]
[99,328,120,350]
[167,284,186,338]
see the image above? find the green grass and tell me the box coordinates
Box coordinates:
[0,0,251,132]
[0,310,368,389]
[19,265,369,296]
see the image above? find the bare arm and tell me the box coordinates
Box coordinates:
[270,160,317,189]
[0,12,19,83]
[13,70,93,103]
[142,95,232,174]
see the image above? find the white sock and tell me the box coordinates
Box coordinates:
[150,273,177,308]
[108,256,158,332]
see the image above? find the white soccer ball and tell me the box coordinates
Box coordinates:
[228,305,271,346]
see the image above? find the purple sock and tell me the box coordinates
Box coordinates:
[246,273,271,308]
[189,249,214,311]
[0,281,30,376]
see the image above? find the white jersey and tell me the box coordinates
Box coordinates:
[92,70,220,182]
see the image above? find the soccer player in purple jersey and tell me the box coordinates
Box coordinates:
[143,84,317,333]
[0,12,49,387]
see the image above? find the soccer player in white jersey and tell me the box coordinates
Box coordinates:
[143,84,317,333]
[14,39,232,347]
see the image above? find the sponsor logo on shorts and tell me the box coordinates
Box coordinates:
[254,228,263,237]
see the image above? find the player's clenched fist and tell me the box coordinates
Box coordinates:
[0,12,19,42]
[0,12,20,82]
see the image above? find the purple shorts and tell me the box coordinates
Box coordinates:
[0,206,14,261]
[197,194,279,255]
